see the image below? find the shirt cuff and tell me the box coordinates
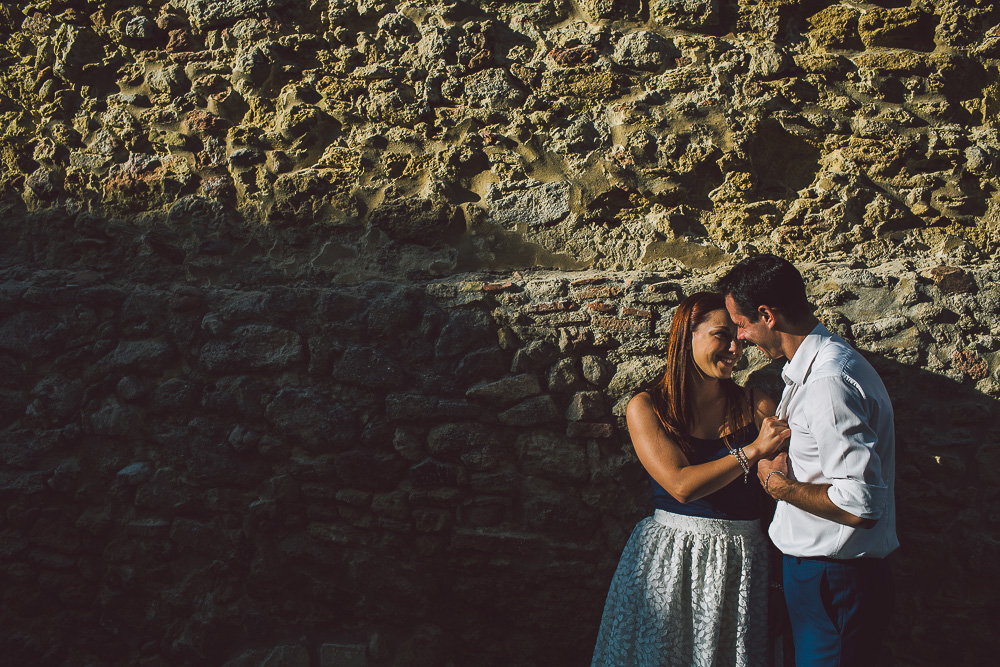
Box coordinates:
[827,479,887,520]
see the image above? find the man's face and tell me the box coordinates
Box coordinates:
[724,295,784,360]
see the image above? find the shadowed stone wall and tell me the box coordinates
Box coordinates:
[1,0,1000,665]
[2,259,998,665]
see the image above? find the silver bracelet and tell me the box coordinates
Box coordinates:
[730,446,750,483]
[764,470,786,495]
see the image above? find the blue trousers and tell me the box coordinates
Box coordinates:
[783,555,894,667]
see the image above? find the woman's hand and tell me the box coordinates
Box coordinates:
[747,416,790,461]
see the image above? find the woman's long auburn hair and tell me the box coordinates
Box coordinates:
[649,291,753,457]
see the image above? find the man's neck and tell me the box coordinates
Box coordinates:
[780,316,821,361]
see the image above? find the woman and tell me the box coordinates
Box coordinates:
[592,291,790,667]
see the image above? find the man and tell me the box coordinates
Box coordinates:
[718,254,898,667]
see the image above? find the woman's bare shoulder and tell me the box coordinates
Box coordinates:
[626,391,658,421]
[628,390,657,408]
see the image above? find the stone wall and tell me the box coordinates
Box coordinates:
[3,0,999,277]
[2,259,999,665]
[2,0,1000,665]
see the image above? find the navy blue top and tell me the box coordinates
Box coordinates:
[647,422,765,520]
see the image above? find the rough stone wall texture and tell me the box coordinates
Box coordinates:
[2,263,999,666]
[1,0,1000,665]
[2,0,999,276]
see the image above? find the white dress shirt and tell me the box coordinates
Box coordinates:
[770,324,899,559]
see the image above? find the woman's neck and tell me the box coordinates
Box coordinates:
[688,372,729,438]
[690,371,724,404]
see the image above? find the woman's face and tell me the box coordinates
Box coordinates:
[690,308,742,380]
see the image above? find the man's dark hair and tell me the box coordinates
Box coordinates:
[716,254,812,322]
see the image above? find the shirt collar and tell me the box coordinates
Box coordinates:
[781,323,831,387]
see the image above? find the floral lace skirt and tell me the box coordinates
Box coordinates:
[591,510,769,667]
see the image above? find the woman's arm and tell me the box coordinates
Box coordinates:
[750,388,779,430]
[627,393,790,504]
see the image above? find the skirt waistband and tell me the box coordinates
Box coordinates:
[652,509,762,538]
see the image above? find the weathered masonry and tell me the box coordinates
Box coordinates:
[2,1,1000,665]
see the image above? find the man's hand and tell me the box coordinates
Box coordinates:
[757,451,789,489]
[758,452,876,527]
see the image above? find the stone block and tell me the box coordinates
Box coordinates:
[858,7,935,50]
[651,0,719,29]
[266,387,358,452]
[498,395,560,426]
[455,347,507,386]
[607,356,666,401]
[542,66,628,101]
[516,431,588,483]
[53,24,103,83]
[371,490,410,521]
[467,373,542,405]
[579,356,611,387]
[202,375,269,418]
[409,458,462,487]
[174,0,279,29]
[622,307,653,319]
[469,471,518,494]
[200,325,303,372]
[337,450,407,492]
[414,507,452,533]
[953,350,988,380]
[369,197,458,245]
[332,345,408,388]
[89,398,144,437]
[459,440,506,472]
[460,497,509,527]
[386,394,477,421]
[807,5,862,51]
[566,422,614,439]
[435,310,495,360]
[931,266,977,295]
[319,643,366,667]
[566,391,606,421]
[579,0,640,21]
[428,422,499,459]
[116,462,153,486]
[454,67,527,110]
[104,339,176,374]
[531,299,576,313]
[614,30,674,71]
[548,358,584,393]
[586,302,617,314]
[487,181,571,229]
[534,311,592,327]
[134,467,190,512]
[850,316,911,343]
[593,316,652,336]
[574,285,622,300]
[30,375,83,422]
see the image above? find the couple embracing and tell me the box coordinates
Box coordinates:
[592,255,898,667]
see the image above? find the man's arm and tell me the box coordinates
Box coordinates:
[759,453,877,528]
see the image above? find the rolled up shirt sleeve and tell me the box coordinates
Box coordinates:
[806,375,889,519]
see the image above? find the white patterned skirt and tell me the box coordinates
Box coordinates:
[592,510,769,667]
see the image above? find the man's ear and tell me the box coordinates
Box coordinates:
[758,304,778,328]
